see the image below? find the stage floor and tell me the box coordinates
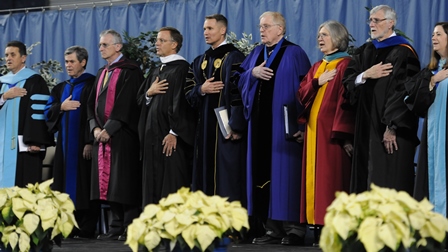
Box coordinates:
[52,238,322,252]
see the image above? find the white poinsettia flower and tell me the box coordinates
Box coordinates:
[125,187,249,252]
[319,183,448,252]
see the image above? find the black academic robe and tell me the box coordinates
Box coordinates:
[138,59,196,207]
[45,73,95,210]
[1,74,55,187]
[343,41,421,194]
[185,44,247,204]
[87,58,143,206]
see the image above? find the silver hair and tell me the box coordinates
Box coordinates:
[259,11,286,35]
[318,20,349,52]
[99,29,123,44]
[371,5,396,29]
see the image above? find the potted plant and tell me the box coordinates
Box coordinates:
[0,179,78,252]
[319,184,448,252]
[125,187,249,252]
[121,30,161,77]
[226,32,259,56]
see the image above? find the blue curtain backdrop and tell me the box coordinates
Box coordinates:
[0,0,446,82]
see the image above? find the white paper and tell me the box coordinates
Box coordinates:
[218,109,232,136]
[18,135,45,152]
[214,106,232,137]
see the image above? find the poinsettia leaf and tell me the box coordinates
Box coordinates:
[18,231,31,252]
[23,213,40,235]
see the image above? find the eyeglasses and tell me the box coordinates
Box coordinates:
[367,18,388,24]
[317,33,330,39]
[98,43,117,48]
[258,24,279,31]
[156,38,174,43]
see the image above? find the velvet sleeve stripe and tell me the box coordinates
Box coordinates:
[30,94,50,101]
[31,104,46,110]
[31,114,45,120]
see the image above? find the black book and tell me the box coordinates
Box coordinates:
[283,103,298,140]
[214,106,231,137]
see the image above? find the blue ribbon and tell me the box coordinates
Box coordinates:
[264,38,285,68]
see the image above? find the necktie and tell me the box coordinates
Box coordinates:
[102,71,110,88]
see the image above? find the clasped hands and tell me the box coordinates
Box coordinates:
[94,128,110,143]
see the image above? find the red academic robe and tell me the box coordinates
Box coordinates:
[297,57,354,225]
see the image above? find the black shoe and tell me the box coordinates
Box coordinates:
[281,234,304,246]
[252,234,282,245]
[97,232,120,240]
[117,229,127,241]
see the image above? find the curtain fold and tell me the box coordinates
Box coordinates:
[0,0,446,82]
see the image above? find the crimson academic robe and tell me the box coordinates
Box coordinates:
[297,56,354,225]
[185,44,247,204]
[343,37,421,194]
[0,72,54,187]
[138,59,196,207]
[87,58,143,206]
[45,73,95,209]
[236,39,310,221]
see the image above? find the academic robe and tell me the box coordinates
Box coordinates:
[185,44,247,204]
[0,70,54,187]
[236,39,311,221]
[45,73,95,210]
[297,56,354,225]
[87,58,143,206]
[343,37,421,194]
[404,62,448,217]
[138,59,196,207]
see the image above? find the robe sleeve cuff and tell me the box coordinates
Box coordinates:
[312,78,320,90]
[103,119,122,136]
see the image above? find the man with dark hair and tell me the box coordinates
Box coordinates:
[0,40,54,187]
[88,29,144,241]
[138,27,196,207]
[45,45,99,239]
[343,5,421,194]
[185,14,247,205]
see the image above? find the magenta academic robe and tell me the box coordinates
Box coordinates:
[87,58,144,206]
